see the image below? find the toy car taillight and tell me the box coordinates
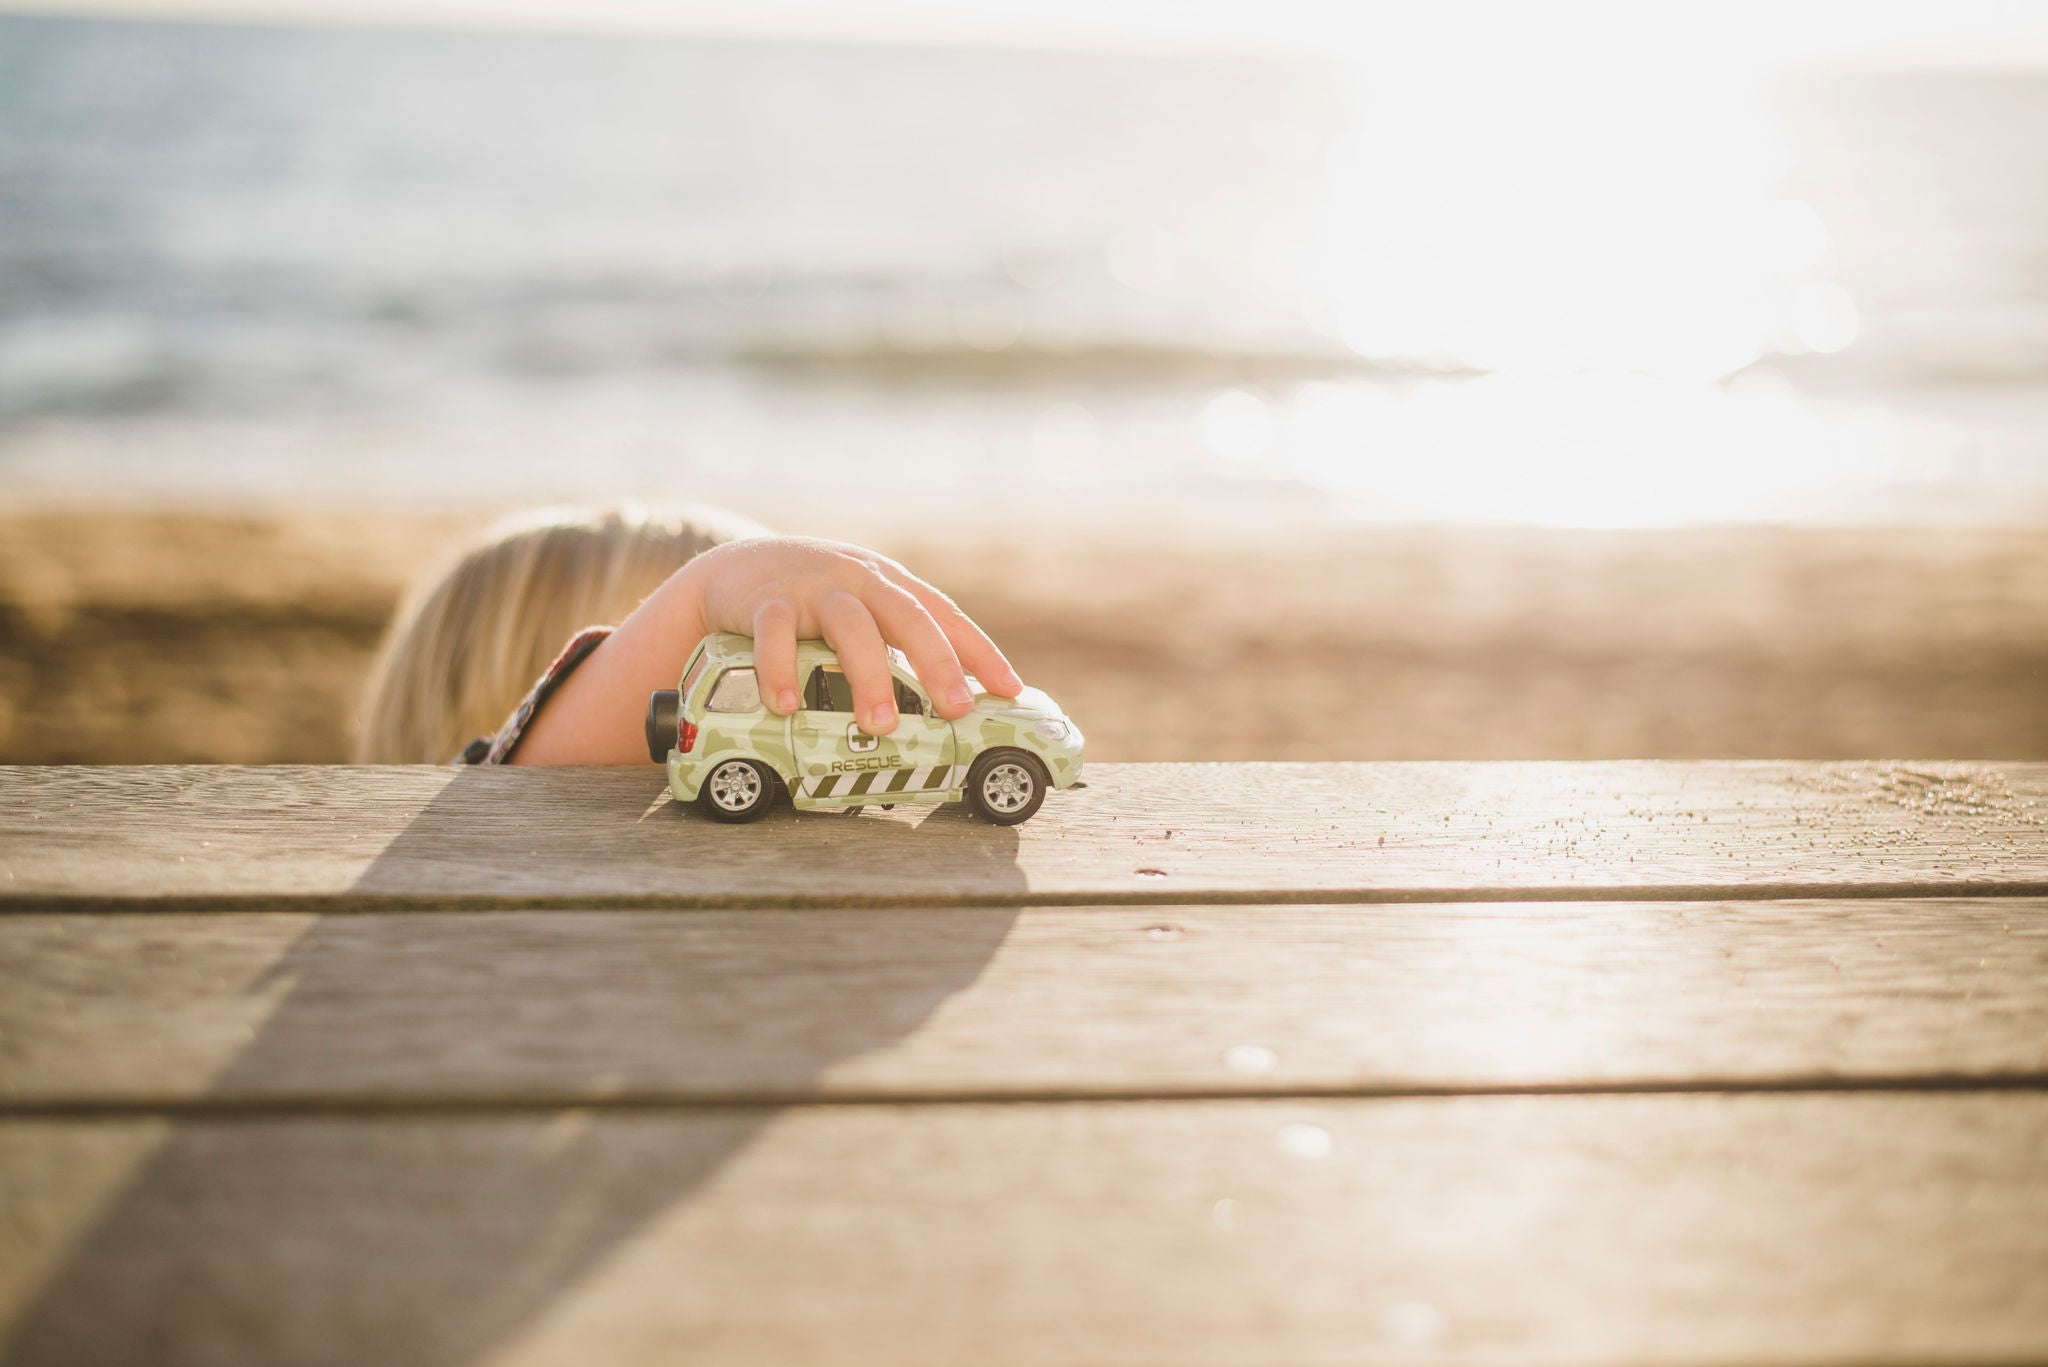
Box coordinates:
[679,719,698,753]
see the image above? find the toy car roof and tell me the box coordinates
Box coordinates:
[695,631,914,673]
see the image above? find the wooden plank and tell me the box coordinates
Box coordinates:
[2,762,2044,908]
[2,1094,2043,1365]
[4,900,2046,1108]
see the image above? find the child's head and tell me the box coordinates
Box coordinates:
[354,502,762,763]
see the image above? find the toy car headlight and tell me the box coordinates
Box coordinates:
[1033,719,1071,742]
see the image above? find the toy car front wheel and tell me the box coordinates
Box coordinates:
[965,749,1049,826]
[698,758,775,823]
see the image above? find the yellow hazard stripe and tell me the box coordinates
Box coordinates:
[801,764,959,800]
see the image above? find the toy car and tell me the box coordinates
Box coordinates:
[645,632,1083,825]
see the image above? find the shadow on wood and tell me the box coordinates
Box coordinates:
[0,772,1028,1367]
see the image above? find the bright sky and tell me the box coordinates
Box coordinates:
[8,0,2048,66]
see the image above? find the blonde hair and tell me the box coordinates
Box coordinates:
[355,503,763,763]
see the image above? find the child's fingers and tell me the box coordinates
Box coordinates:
[750,597,801,715]
[816,591,899,735]
[861,581,974,719]
[892,572,1023,697]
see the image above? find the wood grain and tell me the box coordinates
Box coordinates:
[3,762,2044,908]
[4,900,2046,1107]
[3,1094,2044,1366]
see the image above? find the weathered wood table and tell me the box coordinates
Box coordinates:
[2,762,2044,1365]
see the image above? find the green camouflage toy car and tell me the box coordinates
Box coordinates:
[645,632,1083,825]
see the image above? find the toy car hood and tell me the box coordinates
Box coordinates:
[967,681,1066,721]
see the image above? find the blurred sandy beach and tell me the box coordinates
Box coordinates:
[3,508,2042,764]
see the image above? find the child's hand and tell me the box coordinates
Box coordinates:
[508,532,1022,765]
[690,536,1021,735]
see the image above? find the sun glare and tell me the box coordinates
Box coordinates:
[1267,370,1904,527]
[1322,74,1799,380]
[1279,18,1882,526]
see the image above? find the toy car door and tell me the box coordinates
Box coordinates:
[789,665,957,804]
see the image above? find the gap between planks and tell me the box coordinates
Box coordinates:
[8,1075,2048,1122]
[10,879,2048,914]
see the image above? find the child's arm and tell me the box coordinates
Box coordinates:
[508,536,1023,765]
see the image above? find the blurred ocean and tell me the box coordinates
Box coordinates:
[3,12,2047,524]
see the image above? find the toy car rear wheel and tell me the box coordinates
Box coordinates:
[965,749,1048,826]
[698,758,775,823]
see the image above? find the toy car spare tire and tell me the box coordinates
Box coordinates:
[965,748,1049,826]
[645,689,680,763]
[698,757,774,823]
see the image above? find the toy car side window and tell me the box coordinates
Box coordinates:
[705,667,761,713]
[892,677,924,717]
[803,667,857,713]
[680,651,710,700]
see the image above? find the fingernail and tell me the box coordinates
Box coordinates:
[870,705,896,731]
[1002,670,1023,693]
[946,682,974,708]
[777,688,798,713]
